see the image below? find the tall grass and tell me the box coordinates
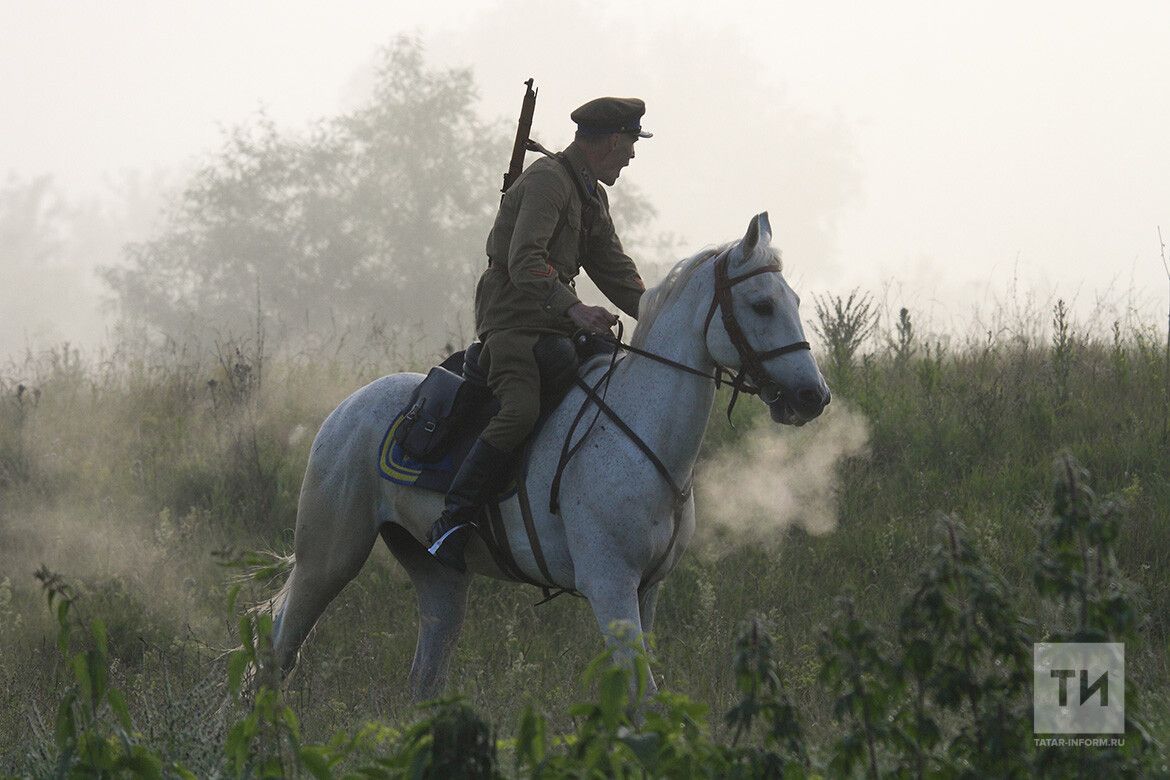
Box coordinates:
[1,300,1168,772]
[11,459,1161,776]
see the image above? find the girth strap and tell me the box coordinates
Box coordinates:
[473,445,576,603]
[479,496,578,604]
[481,503,534,585]
[516,439,557,587]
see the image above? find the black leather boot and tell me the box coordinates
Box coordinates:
[426,438,512,571]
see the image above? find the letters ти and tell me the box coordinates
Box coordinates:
[1050,668,1109,706]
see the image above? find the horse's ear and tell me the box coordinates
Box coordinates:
[738,212,772,265]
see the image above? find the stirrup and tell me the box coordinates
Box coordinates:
[426,519,474,572]
[427,522,471,556]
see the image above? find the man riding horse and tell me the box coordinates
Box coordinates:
[426,97,653,570]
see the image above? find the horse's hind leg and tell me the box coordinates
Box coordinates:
[273,559,367,674]
[273,480,379,675]
[381,523,470,701]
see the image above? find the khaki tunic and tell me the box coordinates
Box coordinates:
[471,142,646,452]
[474,142,645,338]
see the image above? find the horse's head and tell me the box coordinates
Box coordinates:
[703,213,830,426]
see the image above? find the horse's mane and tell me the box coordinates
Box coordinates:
[631,240,782,349]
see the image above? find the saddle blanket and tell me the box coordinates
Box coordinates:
[377,406,518,500]
[373,342,625,594]
[376,337,618,498]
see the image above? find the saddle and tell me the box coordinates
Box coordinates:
[377,333,614,496]
[378,330,688,600]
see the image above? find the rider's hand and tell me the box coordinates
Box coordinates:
[568,302,619,333]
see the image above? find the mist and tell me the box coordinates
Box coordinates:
[3,1,1167,362]
[4,6,1170,765]
[698,403,871,541]
[0,172,169,360]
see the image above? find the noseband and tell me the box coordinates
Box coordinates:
[701,248,811,417]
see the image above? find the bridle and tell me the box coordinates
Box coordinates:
[551,244,812,506]
[545,244,814,595]
[609,246,811,420]
[702,246,811,415]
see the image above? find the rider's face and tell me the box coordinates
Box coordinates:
[596,133,638,186]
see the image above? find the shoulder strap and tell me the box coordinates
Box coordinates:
[553,154,595,257]
[553,154,591,208]
[520,151,593,261]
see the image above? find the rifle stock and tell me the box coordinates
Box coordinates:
[502,78,538,199]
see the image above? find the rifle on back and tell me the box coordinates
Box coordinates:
[501,79,538,200]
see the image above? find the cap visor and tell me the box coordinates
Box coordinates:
[638,130,653,138]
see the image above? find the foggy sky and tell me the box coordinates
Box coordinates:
[2,0,1168,359]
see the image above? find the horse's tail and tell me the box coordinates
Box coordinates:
[211,550,297,691]
[229,549,297,627]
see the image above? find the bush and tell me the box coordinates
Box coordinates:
[18,457,1163,778]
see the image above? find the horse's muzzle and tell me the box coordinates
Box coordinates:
[766,383,830,426]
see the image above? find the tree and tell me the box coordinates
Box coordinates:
[103,39,511,349]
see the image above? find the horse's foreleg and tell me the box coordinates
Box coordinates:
[381,523,470,702]
[638,582,662,636]
[637,582,664,693]
[583,576,659,698]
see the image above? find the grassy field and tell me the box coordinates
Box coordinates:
[1,302,1168,775]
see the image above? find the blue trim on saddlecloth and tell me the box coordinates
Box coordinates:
[377,413,517,499]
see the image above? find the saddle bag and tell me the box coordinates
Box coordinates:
[393,366,486,462]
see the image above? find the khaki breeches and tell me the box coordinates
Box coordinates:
[479,331,544,453]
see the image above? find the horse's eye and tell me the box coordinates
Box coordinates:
[751,300,774,316]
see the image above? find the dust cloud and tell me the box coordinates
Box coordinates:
[698,402,870,539]
[1,408,209,623]
[0,340,376,627]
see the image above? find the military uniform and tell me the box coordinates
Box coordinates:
[427,96,653,570]
[475,140,646,452]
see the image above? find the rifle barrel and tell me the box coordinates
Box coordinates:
[502,78,538,197]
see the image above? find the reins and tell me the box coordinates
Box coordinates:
[546,247,811,588]
[549,321,693,513]
[608,329,808,423]
[581,247,813,422]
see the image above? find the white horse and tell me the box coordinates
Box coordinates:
[271,213,829,700]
